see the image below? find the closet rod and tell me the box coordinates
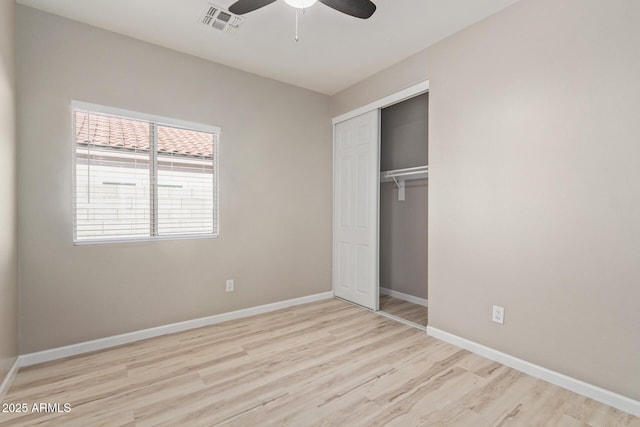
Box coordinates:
[380,165,428,182]
[380,165,428,201]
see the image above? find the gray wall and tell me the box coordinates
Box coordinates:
[334,0,640,401]
[379,94,428,299]
[17,6,332,353]
[0,0,18,386]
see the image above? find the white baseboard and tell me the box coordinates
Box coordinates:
[426,326,640,418]
[20,291,333,367]
[0,358,20,402]
[380,287,428,307]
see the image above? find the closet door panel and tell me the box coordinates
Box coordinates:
[333,110,379,310]
[338,154,353,228]
[356,152,370,229]
[355,244,369,294]
[337,242,350,290]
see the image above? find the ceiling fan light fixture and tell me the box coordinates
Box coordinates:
[284,0,317,9]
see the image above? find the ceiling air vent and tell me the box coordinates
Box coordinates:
[200,3,243,33]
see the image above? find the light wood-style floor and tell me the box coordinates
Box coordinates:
[2,298,638,426]
[379,294,428,327]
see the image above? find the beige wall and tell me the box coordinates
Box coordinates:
[379,182,428,300]
[332,51,430,118]
[0,0,18,385]
[17,6,332,353]
[334,0,640,401]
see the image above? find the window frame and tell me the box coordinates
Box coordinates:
[71,101,220,245]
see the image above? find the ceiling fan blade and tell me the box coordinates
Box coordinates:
[318,0,376,19]
[228,0,278,15]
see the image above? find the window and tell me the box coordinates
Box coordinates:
[72,102,219,243]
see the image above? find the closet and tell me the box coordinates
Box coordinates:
[333,85,428,329]
[378,93,428,328]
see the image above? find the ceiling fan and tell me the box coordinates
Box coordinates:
[228,0,377,20]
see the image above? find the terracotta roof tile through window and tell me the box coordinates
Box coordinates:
[75,111,213,158]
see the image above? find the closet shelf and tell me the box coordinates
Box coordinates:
[380,165,428,183]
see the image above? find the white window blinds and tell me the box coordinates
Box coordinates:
[73,103,219,243]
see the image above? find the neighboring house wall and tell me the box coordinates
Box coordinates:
[16,6,332,353]
[74,161,215,239]
[379,94,428,299]
[333,0,640,401]
[0,0,19,383]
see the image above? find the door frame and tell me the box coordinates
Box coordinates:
[332,80,430,310]
[332,81,430,125]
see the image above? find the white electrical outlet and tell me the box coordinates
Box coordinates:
[492,305,505,324]
[226,279,234,292]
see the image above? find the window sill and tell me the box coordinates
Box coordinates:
[73,234,219,246]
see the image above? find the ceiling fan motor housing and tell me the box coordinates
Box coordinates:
[229,0,376,19]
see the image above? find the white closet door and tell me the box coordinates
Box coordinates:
[333,110,379,310]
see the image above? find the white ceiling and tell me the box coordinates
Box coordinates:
[17,0,520,95]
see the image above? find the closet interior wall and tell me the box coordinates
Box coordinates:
[379,93,429,300]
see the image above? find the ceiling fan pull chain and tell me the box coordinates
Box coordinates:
[294,3,308,42]
[295,8,299,42]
